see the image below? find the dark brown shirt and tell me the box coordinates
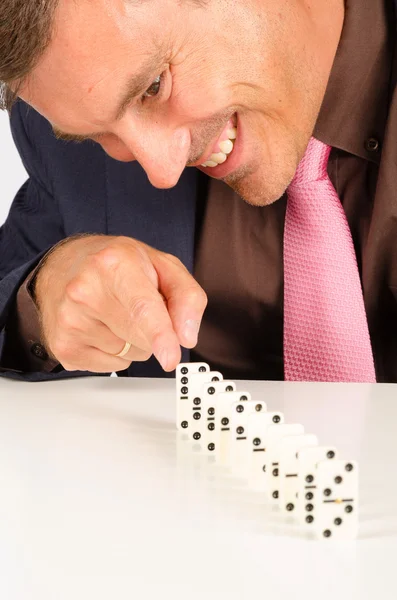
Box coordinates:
[7,0,397,381]
[192,0,397,381]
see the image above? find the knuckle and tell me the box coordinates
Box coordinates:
[182,286,208,309]
[93,246,122,270]
[128,296,155,323]
[65,278,91,305]
[94,240,144,271]
[57,305,80,331]
[163,252,183,268]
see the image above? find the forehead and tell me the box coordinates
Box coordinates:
[22,0,175,127]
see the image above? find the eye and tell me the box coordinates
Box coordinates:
[142,75,162,99]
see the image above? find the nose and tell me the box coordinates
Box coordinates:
[116,121,192,189]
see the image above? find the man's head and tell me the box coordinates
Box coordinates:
[0,0,344,205]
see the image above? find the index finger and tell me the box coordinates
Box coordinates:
[146,249,208,350]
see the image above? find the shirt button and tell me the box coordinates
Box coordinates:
[30,343,49,361]
[365,137,380,153]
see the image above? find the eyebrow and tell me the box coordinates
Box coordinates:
[52,51,165,143]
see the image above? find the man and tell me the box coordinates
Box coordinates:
[0,0,394,382]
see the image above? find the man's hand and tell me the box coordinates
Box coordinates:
[33,235,207,373]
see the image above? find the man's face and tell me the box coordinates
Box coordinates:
[21,0,344,206]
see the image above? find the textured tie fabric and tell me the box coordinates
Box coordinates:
[283,137,376,383]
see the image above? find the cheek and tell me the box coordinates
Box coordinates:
[98,137,136,162]
[171,62,232,121]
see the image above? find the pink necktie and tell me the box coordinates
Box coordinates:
[283,137,376,382]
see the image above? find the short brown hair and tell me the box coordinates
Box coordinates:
[0,0,59,111]
[0,0,210,112]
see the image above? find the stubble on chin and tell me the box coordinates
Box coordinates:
[222,164,295,207]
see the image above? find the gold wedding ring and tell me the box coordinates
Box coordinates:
[114,341,132,358]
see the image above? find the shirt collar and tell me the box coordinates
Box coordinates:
[314,0,395,164]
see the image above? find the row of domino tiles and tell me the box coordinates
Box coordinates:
[175,362,358,541]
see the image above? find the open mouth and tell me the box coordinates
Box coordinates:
[201,114,238,168]
[197,113,242,178]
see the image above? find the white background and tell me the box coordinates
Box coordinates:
[0,111,27,226]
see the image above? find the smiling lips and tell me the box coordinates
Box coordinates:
[201,116,238,168]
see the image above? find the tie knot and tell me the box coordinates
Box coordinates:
[289,137,331,188]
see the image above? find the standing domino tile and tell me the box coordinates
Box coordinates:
[296,446,338,526]
[191,380,237,451]
[312,459,358,540]
[213,391,253,466]
[242,414,287,490]
[229,404,279,477]
[176,363,210,431]
[260,424,305,498]
[204,390,260,459]
[187,370,224,433]
[177,367,223,432]
[271,434,318,514]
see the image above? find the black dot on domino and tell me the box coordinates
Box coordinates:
[240,395,248,401]
[345,505,353,514]
[226,386,234,392]
[334,518,342,526]
[236,405,244,413]
[306,504,314,512]
[323,530,332,538]
[286,503,294,512]
[273,415,281,423]
[253,438,261,446]
[208,387,215,395]
[208,443,215,452]
[208,407,215,415]
[255,404,262,412]
[193,398,201,406]
[324,488,332,497]
[181,421,188,429]
[221,418,229,426]
[306,515,314,524]
[237,427,244,435]
[327,450,336,459]
[272,491,279,499]
[193,432,201,440]
[335,476,343,484]
[345,463,354,472]
[306,475,314,483]
[181,367,188,374]
[199,366,206,372]
[208,423,215,431]
[193,412,201,421]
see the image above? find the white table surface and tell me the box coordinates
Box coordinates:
[0,376,396,600]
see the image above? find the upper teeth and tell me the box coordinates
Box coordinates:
[219,139,234,155]
[201,126,237,168]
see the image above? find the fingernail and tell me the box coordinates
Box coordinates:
[156,347,168,371]
[183,319,200,346]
